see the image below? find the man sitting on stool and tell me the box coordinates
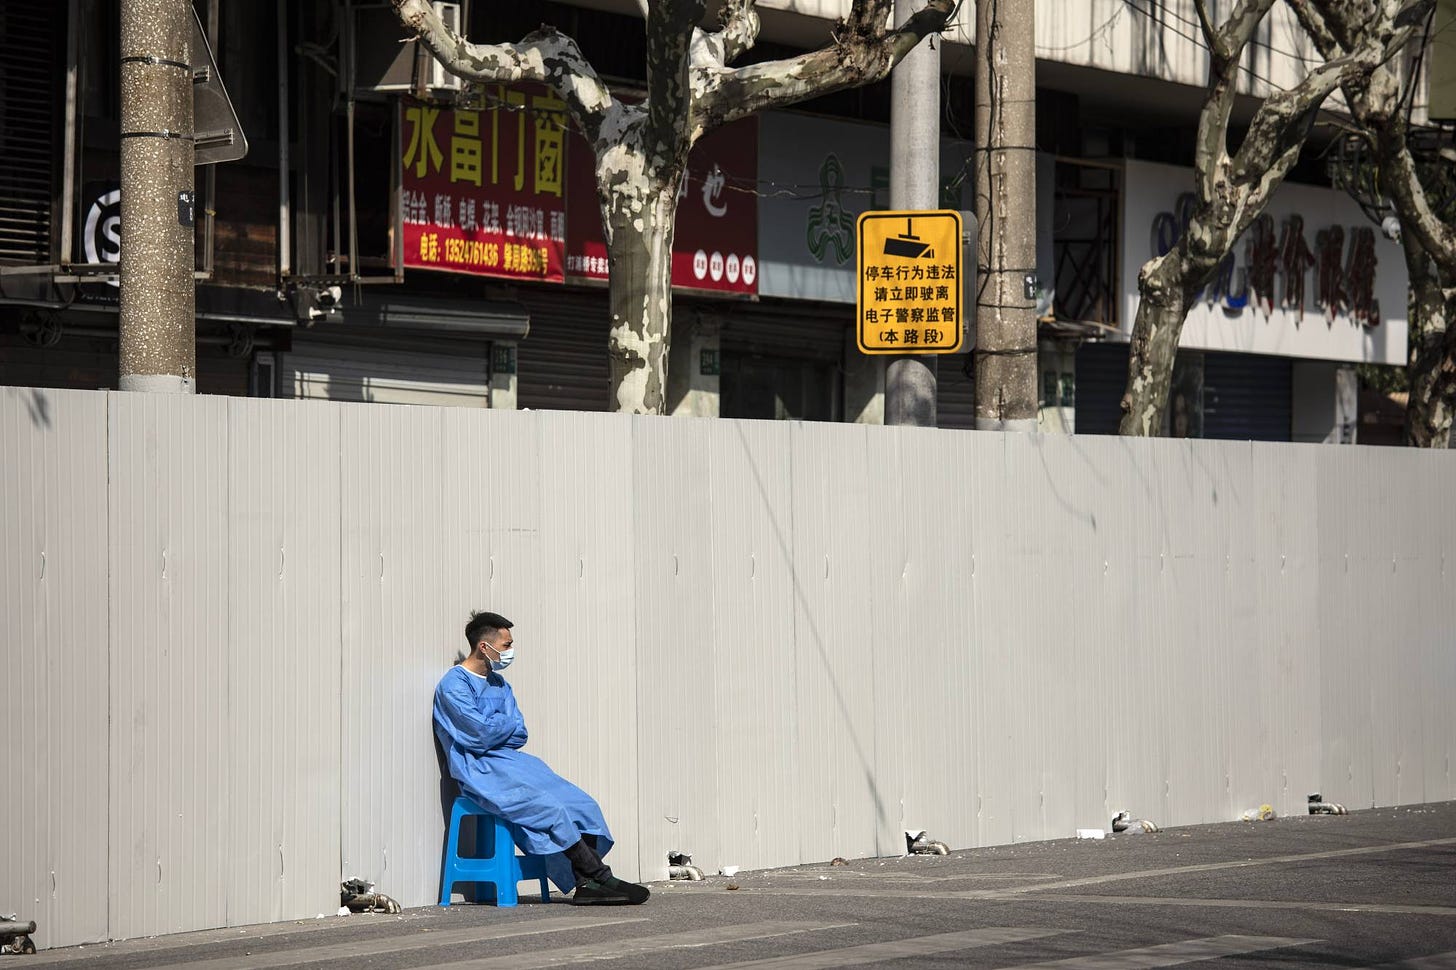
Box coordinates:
[434,610,650,905]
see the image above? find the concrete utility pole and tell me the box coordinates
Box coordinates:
[973,0,1036,430]
[885,0,940,427]
[119,0,196,392]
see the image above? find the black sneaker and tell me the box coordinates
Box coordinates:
[571,876,651,905]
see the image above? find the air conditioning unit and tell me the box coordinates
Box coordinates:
[427,3,463,93]
[353,1,462,95]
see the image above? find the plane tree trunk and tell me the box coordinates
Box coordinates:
[602,173,680,413]
[1401,231,1456,447]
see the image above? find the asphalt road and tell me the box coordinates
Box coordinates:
[25,802,1456,969]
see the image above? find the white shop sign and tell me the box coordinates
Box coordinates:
[755,113,972,303]
[1121,159,1407,365]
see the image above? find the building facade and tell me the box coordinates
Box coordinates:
[0,0,1424,440]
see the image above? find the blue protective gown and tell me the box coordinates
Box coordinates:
[433,664,613,891]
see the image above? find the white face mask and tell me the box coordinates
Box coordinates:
[487,644,515,671]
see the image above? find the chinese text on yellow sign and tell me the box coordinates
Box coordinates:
[856,210,963,354]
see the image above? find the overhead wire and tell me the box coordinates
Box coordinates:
[1117,0,1301,94]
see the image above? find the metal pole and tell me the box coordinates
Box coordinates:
[202,0,218,279]
[60,0,82,266]
[118,0,196,392]
[885,0,940,427]
[973,0,1037,430]
[278,0,292,279]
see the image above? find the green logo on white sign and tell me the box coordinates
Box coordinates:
[806,154,854,265]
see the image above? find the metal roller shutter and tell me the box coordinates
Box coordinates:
[1203,351,1292,441]
[0,4,56,262]
[515,289,611,412]
[1074,341,1129,435]
[937,353,976,430]
[284,334,490,407]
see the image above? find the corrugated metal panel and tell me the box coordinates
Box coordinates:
[335,403,647,905]
[515,290,611,412]
[4,388,1456,948]
[338,401,457,907]
[108,393,232,940]
[632,415,721,879]
[993,432,1100,840]
[705,418,799,872]
[1316,442,1376,806]
[0,388,109,950]
[875,426,979,849]
[224,397,343,925]
[523,411,639,878]
[1204,352,1293,441]
[786,422,881,864]
[1339,445,1443,807]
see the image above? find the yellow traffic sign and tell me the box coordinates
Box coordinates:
[856,209,963,354]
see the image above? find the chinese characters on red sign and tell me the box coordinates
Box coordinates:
[399,90,758,295]
[564,117,758,294]
[400,90,568,281]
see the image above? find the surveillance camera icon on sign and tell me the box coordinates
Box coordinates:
[883,218,935,259]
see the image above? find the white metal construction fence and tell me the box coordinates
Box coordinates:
[3,386,1454,949]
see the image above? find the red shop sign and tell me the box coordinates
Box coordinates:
[399,91,568,282]
[564,117,758,295]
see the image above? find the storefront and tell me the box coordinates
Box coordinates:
[278,293,528,407]
[752,112,977,424]
[1076,159,1407,441]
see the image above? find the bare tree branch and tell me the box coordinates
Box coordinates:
[391,0,617,143]
[1223,5,1419,241]
[717,0,762,62]
[687,0,761,77]
[1233,51,1361,177]
[1286,0,1343,58]
[692,0,956,132]
[1293,0,1456,443]
[1187,0,1273,226]
[1191,0,1222,53]
[1210,0,1276,67]
[1380,128,1456,281]
[1295,0,1453,280]
[645,0,708,161]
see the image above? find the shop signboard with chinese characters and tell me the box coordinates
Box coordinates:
[400,90,568,281]
[565,118,758,294]
[756,112,974,303]
[1122,159,1407,364]
[856,210,963,354]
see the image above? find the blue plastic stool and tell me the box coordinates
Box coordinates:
[439,795,551,907]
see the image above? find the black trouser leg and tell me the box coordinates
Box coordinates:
[563,839,611,884]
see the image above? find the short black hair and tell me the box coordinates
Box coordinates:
[465,610,513,646]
